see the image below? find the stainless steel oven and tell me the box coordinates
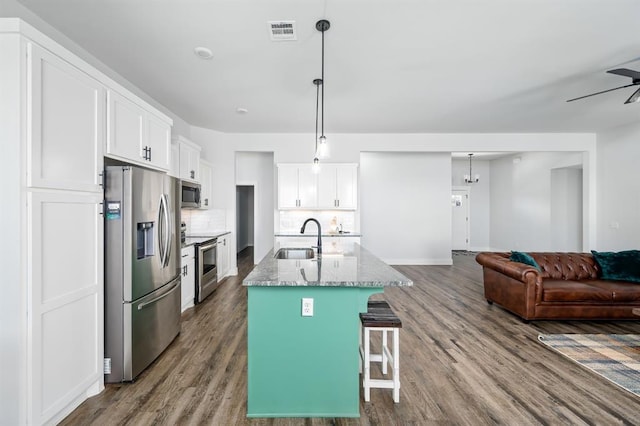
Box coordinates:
[196,238,218,303]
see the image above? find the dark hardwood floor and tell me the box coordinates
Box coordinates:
[61,249,640,425]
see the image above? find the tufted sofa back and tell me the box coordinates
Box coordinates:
[530,252,600,280]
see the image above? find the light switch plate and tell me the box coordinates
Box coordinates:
[302,298,314,317]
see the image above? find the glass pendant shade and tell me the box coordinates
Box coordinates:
[317,135,329,159]
[312,157,320,174]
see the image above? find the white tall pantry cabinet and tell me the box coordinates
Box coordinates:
[0,19,172,425]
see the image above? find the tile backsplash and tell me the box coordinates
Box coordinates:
[182,208,227,235]
[278,211,357,234]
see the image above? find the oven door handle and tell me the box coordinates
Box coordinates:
[199,240,217,253]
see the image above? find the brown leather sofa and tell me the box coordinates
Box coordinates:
[475,252,640,320]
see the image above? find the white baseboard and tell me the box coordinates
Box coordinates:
[229,267,238,276]
[469,246,492,252]
[384,258,453,266]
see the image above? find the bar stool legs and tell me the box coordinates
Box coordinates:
[359,304,402,404]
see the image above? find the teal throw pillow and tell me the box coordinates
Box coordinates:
[591,250,640,283]
[510,251,540,270]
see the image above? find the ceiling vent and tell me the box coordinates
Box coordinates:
[268,21,296,41]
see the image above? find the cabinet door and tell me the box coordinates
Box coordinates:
[28,43,104,192]
[219,235,230,278]
[168,142,180,178]
[216,236,228,279]
[278,165,299,209]
[107,90,145,163]
[297,165,318,208]
[335,165,357,209]
[180,246,195,312]
[317,165,338,208]
[179,143,200,182]
[146,113,171,171]
[28,190,103,424]
[199,160,212,209]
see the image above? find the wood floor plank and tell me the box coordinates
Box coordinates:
[60,249,640,425]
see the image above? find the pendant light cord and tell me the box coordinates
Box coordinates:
[321,28,325,138]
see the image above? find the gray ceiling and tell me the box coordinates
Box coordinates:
[17,0,640,134]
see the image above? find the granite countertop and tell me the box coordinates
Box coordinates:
[182,231,230,248]
[275,232,362,238]
[243,243,413,287]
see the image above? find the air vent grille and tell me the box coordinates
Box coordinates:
[268,21,296,41]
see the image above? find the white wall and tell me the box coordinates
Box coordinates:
[361,152,452,264]
[596,121,640,250]
[550,168,583,251]
[489,152,584,251]
[452,158,491,250]
[235,152,274,263]
[190,128,597,270]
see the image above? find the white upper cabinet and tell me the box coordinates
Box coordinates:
[175,136,201,182]
[318,164,358,209]
[199,159,212,209]
[278,163,357,210]
[106,90,172,171]
[278,164,318,209]
[106,90,144,162]
[168,141,180,178]
[146,112,171,171]
[28,43,104,192]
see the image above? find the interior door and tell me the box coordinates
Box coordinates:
[452,189,469,250]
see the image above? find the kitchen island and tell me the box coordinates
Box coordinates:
[243,243,412,418]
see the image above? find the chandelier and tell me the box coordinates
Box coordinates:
[464,153,480,184]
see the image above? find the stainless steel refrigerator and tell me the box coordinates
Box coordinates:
[104,165,181,383]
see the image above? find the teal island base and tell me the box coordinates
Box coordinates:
[247,286,383,417]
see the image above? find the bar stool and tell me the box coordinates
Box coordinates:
[359,301,402,403]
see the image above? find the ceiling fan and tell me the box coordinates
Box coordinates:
[566,68,640,104]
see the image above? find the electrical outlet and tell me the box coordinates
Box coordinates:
[302,298,314,317]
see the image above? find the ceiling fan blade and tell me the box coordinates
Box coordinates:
[624,86,640,104]
[566,83,637,102]
[607,68,640,80]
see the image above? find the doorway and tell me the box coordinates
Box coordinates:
[550,167,583,251]
[451,187,470,250]
[236,185,255,262]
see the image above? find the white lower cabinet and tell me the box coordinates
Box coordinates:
[217,234,230,279]
[181,245,195,312]
[28,190,104,425]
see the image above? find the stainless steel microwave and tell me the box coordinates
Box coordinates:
[181,180,201,209]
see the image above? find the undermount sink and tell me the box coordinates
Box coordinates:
[274,248,315,260]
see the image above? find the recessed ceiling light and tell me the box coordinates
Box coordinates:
[194,47,213,60]
[236,108,248,114]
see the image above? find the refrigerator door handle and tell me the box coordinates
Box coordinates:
[161,194,171,267]
[137,280,180,310]
[157,195,166,266]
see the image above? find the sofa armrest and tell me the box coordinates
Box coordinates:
[476,252,541,282]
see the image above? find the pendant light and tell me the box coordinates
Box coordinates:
[464,153,480,184]
[312,78,322,174]
[311,19,330,169]
[317,19,330,160]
